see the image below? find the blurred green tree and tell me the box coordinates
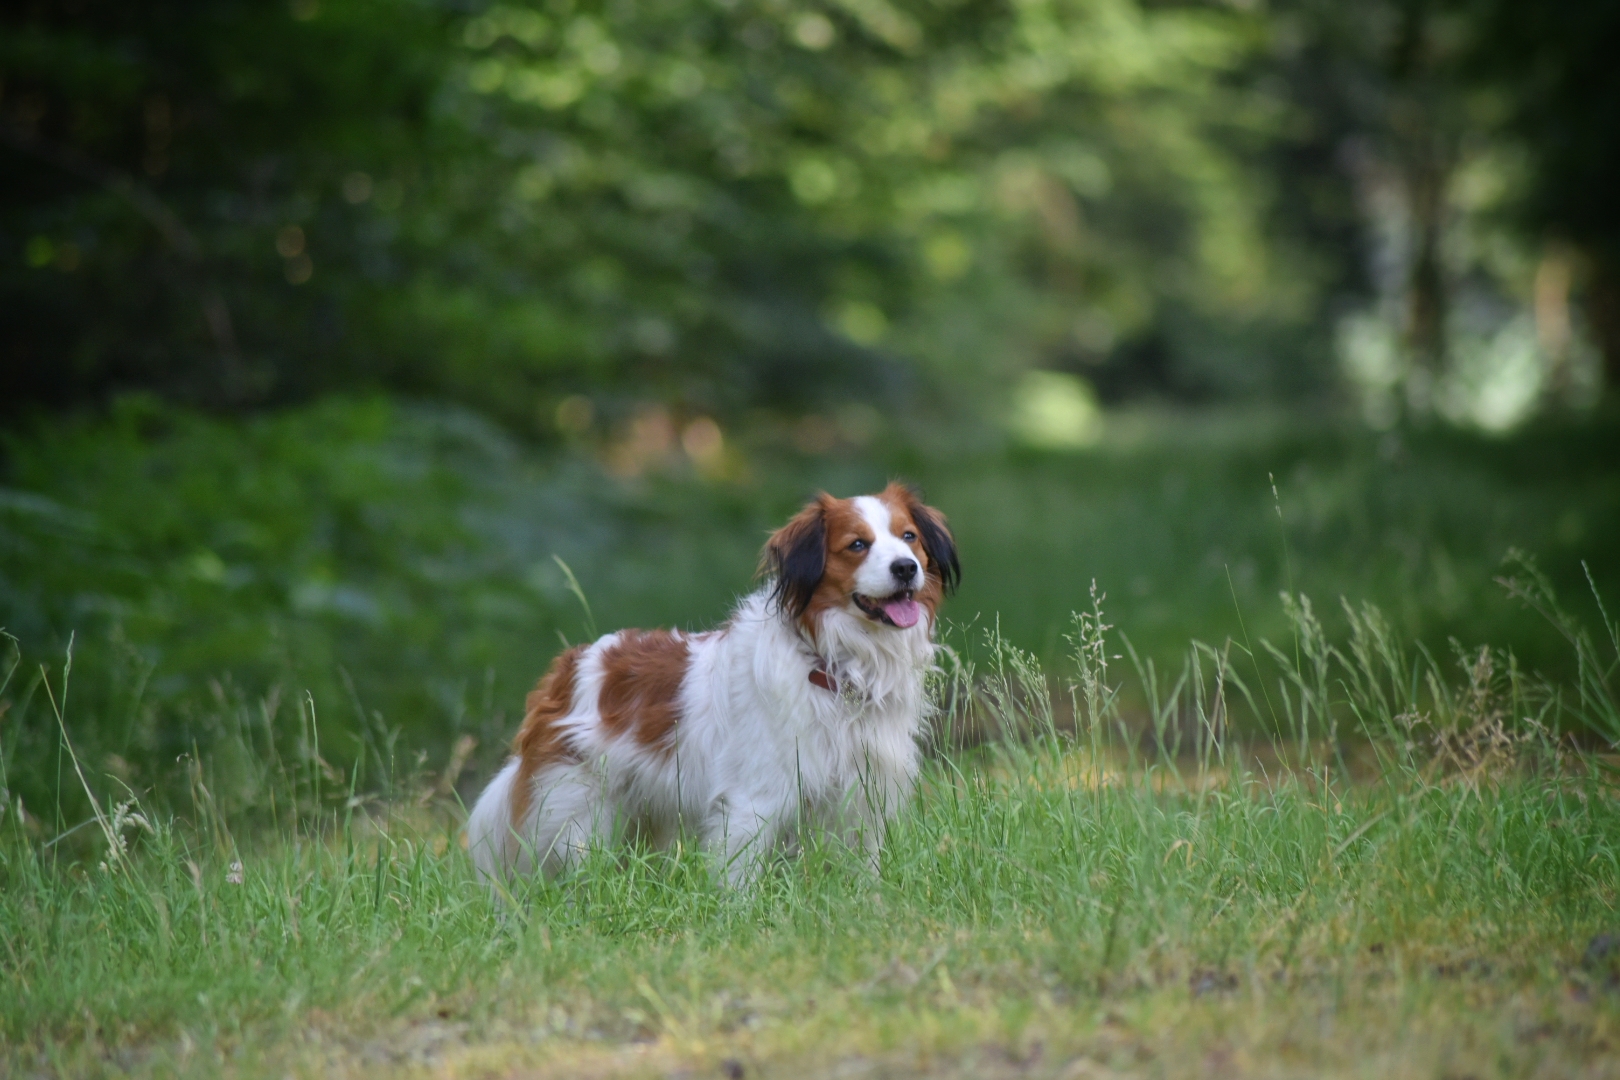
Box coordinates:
[7,0,1502,430]
[1,0,465,407]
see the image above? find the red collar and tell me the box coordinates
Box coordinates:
[808,667,838,693]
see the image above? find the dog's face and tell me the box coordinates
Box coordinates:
[763,483,960,632]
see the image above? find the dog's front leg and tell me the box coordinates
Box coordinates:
[834,783,891,878]
[842,814,885,877]
[704,792,787,887]
[837,746,917,877]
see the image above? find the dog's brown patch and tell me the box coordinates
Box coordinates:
[801,496,873,635]
[598,630,690,753]
[510,645,585,834]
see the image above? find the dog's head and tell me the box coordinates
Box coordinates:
[762,483,959,633]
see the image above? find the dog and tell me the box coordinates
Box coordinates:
[466,482,959,887]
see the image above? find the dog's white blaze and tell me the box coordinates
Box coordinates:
[851,495,917,595]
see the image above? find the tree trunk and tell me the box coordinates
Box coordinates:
[1589,260,1620,396]
[1401,153,1449,416]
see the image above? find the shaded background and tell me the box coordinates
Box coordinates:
[2,0,1619,817]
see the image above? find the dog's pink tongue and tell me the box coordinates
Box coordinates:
[883,597,922,628]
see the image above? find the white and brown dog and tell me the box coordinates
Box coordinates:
[467,483,959,886]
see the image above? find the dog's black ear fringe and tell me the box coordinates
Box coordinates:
[763,501,827,618]
[904,487,961,596]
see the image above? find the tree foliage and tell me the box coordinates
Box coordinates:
[2,0,1614,429]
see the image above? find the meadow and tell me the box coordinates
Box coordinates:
[9,0,1620,1069]
[3,400,1620,1077]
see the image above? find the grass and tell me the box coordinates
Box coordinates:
[3,396,1620,1076]
[4,583,1620,1078]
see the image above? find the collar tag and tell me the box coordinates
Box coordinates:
[808,668,838,693]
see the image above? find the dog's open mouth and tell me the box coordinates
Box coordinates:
[852,590,921,629]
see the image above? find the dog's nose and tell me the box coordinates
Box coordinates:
[890,558,919,584]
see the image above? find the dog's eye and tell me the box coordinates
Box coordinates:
[848,538,869,552]
[902,530,917,542]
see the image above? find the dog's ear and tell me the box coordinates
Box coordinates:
[762,496,828,618]
[901,486,960,596]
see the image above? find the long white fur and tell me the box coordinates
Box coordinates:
[466,498,936,887]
